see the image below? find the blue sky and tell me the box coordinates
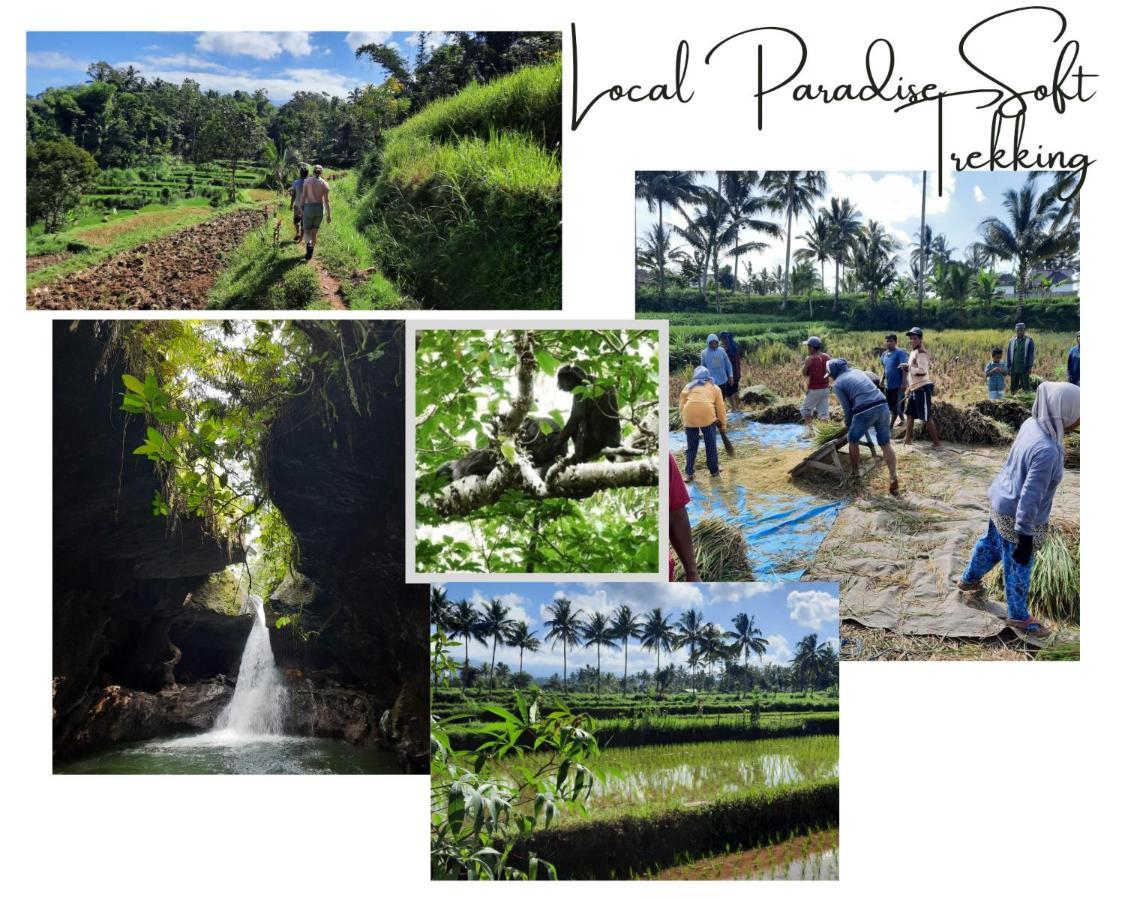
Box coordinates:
[438,581,839,678]
[636,170,1066,288]
[27,31,451,103]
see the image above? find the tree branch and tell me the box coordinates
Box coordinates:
[419,457,658,518]
[498,331,537,436]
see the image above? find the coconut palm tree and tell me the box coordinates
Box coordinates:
[675,609,707,691]
[609,605,644,690]
[429,585,453,633]
[479,598,516,695]
[1028,169,1081,232]
[816,641,839,689]
[635,171,699,296]
[543,596,585,693]
[791,633,821,692]
[978,181,1078,322]
[580,611,619,694]
[636,223,687,282]
[761,170,827,308]
[721,171,783,298]
[699,623,729,688]
[728,612,769,695]
[795,212,832,316]
[640,608,676,690]
[852,220,900,305]
[824,197,863,312]
[504,621,540,679]
[447,600,485,689]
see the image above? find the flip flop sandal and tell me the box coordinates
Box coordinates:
[888,478,900,495]
[956,577,983,592]
[1006,617,1051,637]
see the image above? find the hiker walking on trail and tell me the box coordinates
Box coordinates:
[701,334,734,402]
[827,358,899,494]
[879,333,909,426]
[958,382,1080,637]
[800,336,831,424]
[299,164,331,261]
[1067,333,1080,386]
[679,366,726,482]
[288,165,308,243]
[719,332,742,412]
[984,347,1008,400]
[902,327,941,448]
[1006,323,1036,393]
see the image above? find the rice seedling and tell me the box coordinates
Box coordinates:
[739,384,777,405]
[749,403,804,424]
[669,407,682,431]
[971,398,1031,431]
[685,517,754,581]
[983,519,1079,624]
[925,401,1013,445]
[811,421,846,446]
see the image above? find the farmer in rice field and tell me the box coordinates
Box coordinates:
[901,327,941,448]
[1006,323,1036,393]
[957,382,1080,637]
[827,358,899,495]
[669,453,700,581]
[984,347,1008,400]
[1067,333,1080,386]
[879,333,909,426]
[299,164,332,261]
[288,165,308,243]
[701,334,734,402]
[719,332,742,412]
[800,336,831,424]
[679,366,726,482]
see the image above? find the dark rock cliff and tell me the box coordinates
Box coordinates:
[262,322,428,772]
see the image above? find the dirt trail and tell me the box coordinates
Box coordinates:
[311,258,347,310]
[27,208,267,310]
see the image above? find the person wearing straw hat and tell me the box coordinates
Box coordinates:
[800,336,831,424]
[826,358,899,494]
[957,381,1080,637]
[679,366,726,482]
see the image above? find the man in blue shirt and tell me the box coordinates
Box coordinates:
[1067,332,1080,386]
[879,333,909,426]
[827,358,899,494]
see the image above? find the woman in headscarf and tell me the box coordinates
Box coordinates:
[957,382,1080,636]
[678,366,727,482]
[700,334,733,400]
[719,332,742,412]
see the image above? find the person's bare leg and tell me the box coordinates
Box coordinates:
[926,419,941,448]
[903,415,915,445]
[848,441,861,475]
[882,441,898,492]
[308,227,319,248]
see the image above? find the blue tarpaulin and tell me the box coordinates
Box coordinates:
[670,414,813,454]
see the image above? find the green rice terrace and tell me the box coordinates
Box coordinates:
[26,34,561,311]
[431,685,839,880]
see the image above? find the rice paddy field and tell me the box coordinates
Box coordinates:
[433,688,839,879]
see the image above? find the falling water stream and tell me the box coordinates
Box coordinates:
[57,595,397,774]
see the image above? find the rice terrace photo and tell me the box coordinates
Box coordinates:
[642,170,1080,660]
[430,581,840,880]
[26,31,561,310]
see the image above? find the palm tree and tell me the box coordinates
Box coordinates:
[795,212,832,315]
[636,223,687,282]
[852,220,900,305]
[429,585,452,633]
[609,605,644,690]
[640,608,676,690]
[974,268,1001,315]
[506,621,540,677]
[762,171,827,308]
[792,633,820,691]
[543,596,585,693]
[675,609,707,691]
[479,598,516,695]
[824,197,863,312]
[635,171,699,296]
[816,641,839,689]
[699,623,728,688]
[447,600,484,688]
[728,612,768,695]
[580,612,619,694]
[721,171,783,297]
[1028,169,1081,232]
[978,181,1077,322]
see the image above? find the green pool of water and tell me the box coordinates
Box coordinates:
[55,734,400,774]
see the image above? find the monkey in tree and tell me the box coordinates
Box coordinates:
[433,449,501,483]
[516,416,567,476]
[555,364,621,463]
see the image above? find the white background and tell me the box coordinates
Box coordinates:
[3,1,1120,896]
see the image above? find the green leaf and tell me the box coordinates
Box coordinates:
[121,374,145,395]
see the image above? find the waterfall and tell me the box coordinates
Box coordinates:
[213,596,287,738]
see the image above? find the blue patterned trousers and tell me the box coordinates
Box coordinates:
[962,520,1033,620]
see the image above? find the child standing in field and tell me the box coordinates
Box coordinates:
[984,347,1008,400]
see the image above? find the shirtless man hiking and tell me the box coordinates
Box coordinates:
[299,164,331,261]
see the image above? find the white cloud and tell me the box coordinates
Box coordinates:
[27,51,86,70]
[404,31,452,52]
[973,185,987,203]
[345,32,394,51]
[121,63,356,100]
[761,634,794,665]
[824,170,954,228]
[704,583,777,604]
[468,590,535,627]
[195,32,314,60]
[139,54,227,72]
[785,589,839,630]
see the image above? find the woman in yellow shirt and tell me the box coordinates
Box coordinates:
[679,366,727,481]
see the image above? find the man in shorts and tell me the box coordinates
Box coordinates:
[288,165,308,242]
[800,336,831,424]
[902,326,941,448]
[827,358,898,494]
[299,164,332,261]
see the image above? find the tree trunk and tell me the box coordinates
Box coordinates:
[489,636,498,695]
[563,645,568,693]
[622,638,629,690]
[658,203,666,296]
[596,645,601,694]
[518,648,524,676]
[781,203,793,309]
[833,258,841,314]
[918,171,927,318]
